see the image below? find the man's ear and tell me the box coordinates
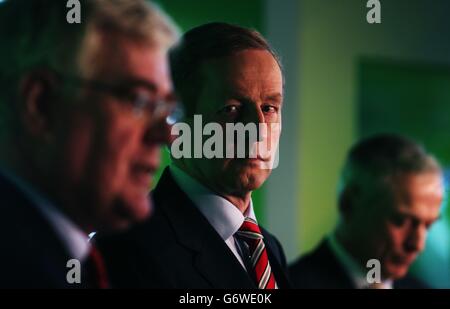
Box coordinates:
[19,70,59,141]
[338,184,360,218]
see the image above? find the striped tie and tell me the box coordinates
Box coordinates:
[236,217,276,289]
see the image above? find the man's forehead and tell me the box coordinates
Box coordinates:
[77,30,173,97]
[79,30,163,77]
[393,206,441,224]
[392,173,444,218]
[403,172,444,200]
[203,49,280,73]
[200,53,283,93]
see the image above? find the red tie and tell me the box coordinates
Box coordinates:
[86,246,110,289]
[236,217,277,289]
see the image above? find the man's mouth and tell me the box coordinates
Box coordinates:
[131,163,157,188]
[392,255,416,266]
[244,155,270,162]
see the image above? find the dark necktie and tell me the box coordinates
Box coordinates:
[85,245,110,289]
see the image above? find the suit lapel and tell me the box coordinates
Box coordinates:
[261,229,290,288]
[318,239,356,288]
[0,172,74,287]
[193,229,255,288]
[153,168,255,288]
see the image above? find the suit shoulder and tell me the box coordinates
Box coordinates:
[289,240,355,288]
[289,246,323,277]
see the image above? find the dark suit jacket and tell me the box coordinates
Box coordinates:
[97,168,290,288]
[0,172,75,288]
[289,239,428,289]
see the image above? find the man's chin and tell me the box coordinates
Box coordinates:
[384,264,410,280]
[101,218,133,233]
[233,173,268,192]
[124,193,152,221]
[102,194,152,232]
[235,158,271,169]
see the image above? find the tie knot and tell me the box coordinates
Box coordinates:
[237,217,263,241]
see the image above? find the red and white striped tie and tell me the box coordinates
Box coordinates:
[236,217,276,289]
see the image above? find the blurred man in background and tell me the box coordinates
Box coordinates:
[98,22,290,288]
[0,0,178,288]
[289,134,444,289]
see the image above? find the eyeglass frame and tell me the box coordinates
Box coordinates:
[54,71,185,124]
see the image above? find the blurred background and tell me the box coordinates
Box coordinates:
[152,0,450,288]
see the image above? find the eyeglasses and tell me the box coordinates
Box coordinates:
[59,74,185,124]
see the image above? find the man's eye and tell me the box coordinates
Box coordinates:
[391,214,406,227]
[220,105,240,114]
[426,216,440,230]
[120,90,150,107]
[110,87,135,101]
[261,105,278,114]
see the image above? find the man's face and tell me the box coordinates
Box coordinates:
[359,172,443,280]
[184,49,283,196]
[53,34,174,232]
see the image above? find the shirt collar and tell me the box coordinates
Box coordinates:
[0,168,90,261]
[328,233,393,289]
[170,164,257,241]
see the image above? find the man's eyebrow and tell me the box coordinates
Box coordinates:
[120,77,158,92]
[396,210,441,224]
[228,94,254,104]
[265,93,283,102]
[393,210,417,221]
[228,92,283,104]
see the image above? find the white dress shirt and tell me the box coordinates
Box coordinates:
[328,233,393,289]
[170,164,257,270]
[0,168,90,262]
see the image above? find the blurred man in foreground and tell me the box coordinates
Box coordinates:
[0,0,178,288]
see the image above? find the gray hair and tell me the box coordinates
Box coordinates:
[0,0,179,77]
[0,0,179,139]
[338,133,442,212]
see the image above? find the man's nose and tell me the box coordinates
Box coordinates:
[143,115,173,146]
[242,105,265,142]
[405,225,427,253]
